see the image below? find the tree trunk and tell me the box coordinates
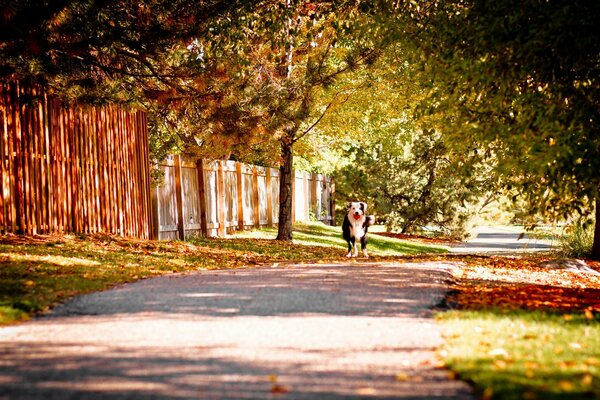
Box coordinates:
[276,135,294,241]
[592,191,600,261]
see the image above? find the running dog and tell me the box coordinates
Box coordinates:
[342,201,375,258]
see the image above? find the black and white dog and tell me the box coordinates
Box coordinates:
[342,202,375,258]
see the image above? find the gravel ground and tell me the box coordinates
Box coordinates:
[0,261,475,400]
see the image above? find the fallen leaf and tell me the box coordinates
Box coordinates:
[482,387,494,400]
[356,387,377,395]
[558,380,574,391]
[395,372,410,381]
[271,384,290,394]
[581,374,593,386]
[447,370,458,380]
[525,369,535,378]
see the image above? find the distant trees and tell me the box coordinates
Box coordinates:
[395,0,600,257]
[313,44,493,239]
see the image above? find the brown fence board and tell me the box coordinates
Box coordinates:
[0,81,151,238]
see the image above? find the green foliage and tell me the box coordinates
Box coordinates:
[335,127,485,239]
[307,43,493,239]
[400,0,600,225]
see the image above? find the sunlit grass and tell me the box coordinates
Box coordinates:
[230,221,448,256]
[439,310,600,400]
[0,223,447,325]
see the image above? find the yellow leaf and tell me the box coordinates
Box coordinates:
[558,380,574,391]
[494,360,507,370]
[585,358,600,366]
[525,369,535,378]
[395,372,410,381]
[559,360,577,369]
[24,280,35,287]
[584,309,594,320]
[266,375,278,383]
[482,387,494,400]
[581,374,593,386]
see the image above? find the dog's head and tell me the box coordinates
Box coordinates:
[347,202,367,221]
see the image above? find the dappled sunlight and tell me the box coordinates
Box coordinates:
[0,252,101,267]
[0,262,472,399]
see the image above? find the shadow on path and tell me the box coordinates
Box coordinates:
[0,263,475,400]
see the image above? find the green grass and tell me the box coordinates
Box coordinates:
[439,309,600,400]
[229,221,448,256]
[0,222,446,325]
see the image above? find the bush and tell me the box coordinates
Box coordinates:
[558,221,594,258]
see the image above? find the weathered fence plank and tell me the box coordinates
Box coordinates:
[153,157,334,239]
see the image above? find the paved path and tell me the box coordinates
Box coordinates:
[450,225,554,255]
[0,262,474,400]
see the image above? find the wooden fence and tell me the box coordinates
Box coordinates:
[0,81,152,238]
[153,156,335,239]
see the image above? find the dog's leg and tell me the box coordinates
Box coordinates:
[361,235,368,258]
[351,237,358,257]
[346,238,354,257]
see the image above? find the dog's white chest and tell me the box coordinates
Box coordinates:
[350,219,366,239]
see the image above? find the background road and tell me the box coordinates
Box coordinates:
[450,225,554,255]
[0,262,474,400]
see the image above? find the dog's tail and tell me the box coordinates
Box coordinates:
[365,215,375,226]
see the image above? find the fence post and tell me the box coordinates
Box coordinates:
[330,178,336,226]
[150,172,159,239]
[236,162,244,231]
[252,166,260,228]
[217,160,226,236]
[266,168,273,227]
[311,173,318,221]
[291,169,296,223]
[173,155,185,240]
[196,159,208,237]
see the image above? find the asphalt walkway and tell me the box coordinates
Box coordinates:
[450,225,554,255]
[0,262,475,400]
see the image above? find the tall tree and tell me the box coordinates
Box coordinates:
[307,42,495,238]
[227,1,381,241]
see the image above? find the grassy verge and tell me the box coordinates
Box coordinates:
[439,257,600,399]
[0,221,446,326]
[440,310,600,400]
[229,222,448,256]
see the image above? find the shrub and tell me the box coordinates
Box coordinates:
[558,221,594,258]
